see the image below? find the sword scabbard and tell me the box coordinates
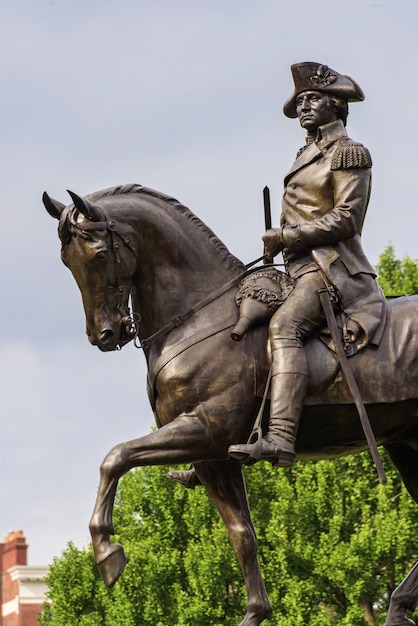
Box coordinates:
[317,286,387,485]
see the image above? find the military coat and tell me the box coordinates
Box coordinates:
[280,119,386,347]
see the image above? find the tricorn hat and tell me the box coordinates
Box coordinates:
[283,62,365,118]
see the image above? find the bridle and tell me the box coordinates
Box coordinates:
[65,210,142,348]
[66,208,274,352]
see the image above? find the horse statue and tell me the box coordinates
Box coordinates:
[43,183,418,626]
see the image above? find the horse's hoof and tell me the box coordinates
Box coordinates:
[385,616,416,625]
[96,544,128,588]
[239,604,273,625]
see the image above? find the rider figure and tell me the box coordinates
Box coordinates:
[229,62,387,467]
[168,61,387,486]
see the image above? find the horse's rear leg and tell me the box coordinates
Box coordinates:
[385,563,418,626]
[384,443,418,625]
[196,461,272,626]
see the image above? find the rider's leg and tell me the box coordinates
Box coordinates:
[229,271,325,468]
[260,343,309,466]
[229,343,308,467]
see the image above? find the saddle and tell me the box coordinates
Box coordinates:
[147,267,418,412]
[232,267,341,397]
[234,267,418,406]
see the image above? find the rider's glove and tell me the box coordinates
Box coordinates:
[262,228,284,257]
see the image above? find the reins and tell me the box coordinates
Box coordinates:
[75,211,281,351]
[139,255,277,350]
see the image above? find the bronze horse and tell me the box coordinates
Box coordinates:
[43,183,418,626]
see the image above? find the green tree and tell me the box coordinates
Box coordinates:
[40,459,418,626]
[40,466,244,626]
[40,246,418,626]
[250,455,418,626]
[376,243,418,296]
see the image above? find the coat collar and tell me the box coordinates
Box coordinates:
[284,142,322,185]
[284,119,347,185]
[316,118,347,149]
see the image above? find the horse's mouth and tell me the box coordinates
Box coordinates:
[117,325,135,350]
[90,322,134,352]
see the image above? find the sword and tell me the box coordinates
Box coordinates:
[263,186,272,264]
[317,285,387,485]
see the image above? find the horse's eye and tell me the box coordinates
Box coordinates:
[95,251,107,262]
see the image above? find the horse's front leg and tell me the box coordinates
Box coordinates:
[89,416,212,587]
[385,561,418,626]
[196,461,272,626]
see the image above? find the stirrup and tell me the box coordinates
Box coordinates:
[228,435,295,468]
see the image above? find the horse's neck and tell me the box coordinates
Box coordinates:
[128,200,243,339]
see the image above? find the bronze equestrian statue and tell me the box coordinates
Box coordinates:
[43,63,418,625]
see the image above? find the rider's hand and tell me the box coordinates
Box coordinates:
[262,228,284,258]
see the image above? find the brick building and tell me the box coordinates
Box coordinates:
[0,531,48,626]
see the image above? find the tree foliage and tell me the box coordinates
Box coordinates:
[40,245,418,626]
[40,458,418,626]
[375,243,418,296]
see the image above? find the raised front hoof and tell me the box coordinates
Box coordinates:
[96,544,128,588]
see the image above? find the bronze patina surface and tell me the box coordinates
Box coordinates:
[44,182,418,625]
[42,60,418,626]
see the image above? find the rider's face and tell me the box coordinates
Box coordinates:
[296,91,337,132]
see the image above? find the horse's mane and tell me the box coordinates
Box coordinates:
[86,184,244,272]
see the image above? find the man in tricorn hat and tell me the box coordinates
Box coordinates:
[168,62,387,487]
[228,61,387,467]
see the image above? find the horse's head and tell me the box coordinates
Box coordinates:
[43,190,138,351]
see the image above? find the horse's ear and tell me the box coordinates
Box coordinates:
[67,190,104,222]
[42,191,66,220]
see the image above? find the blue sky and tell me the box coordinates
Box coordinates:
[1,0,418,566]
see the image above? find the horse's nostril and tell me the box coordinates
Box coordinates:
[100,329,114,346]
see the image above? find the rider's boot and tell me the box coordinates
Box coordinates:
[167,466,200,489]
[229,346,309,468]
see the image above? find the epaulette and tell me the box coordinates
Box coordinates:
[331,142,372,170]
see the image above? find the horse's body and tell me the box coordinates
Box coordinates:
[44,184,418,626]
